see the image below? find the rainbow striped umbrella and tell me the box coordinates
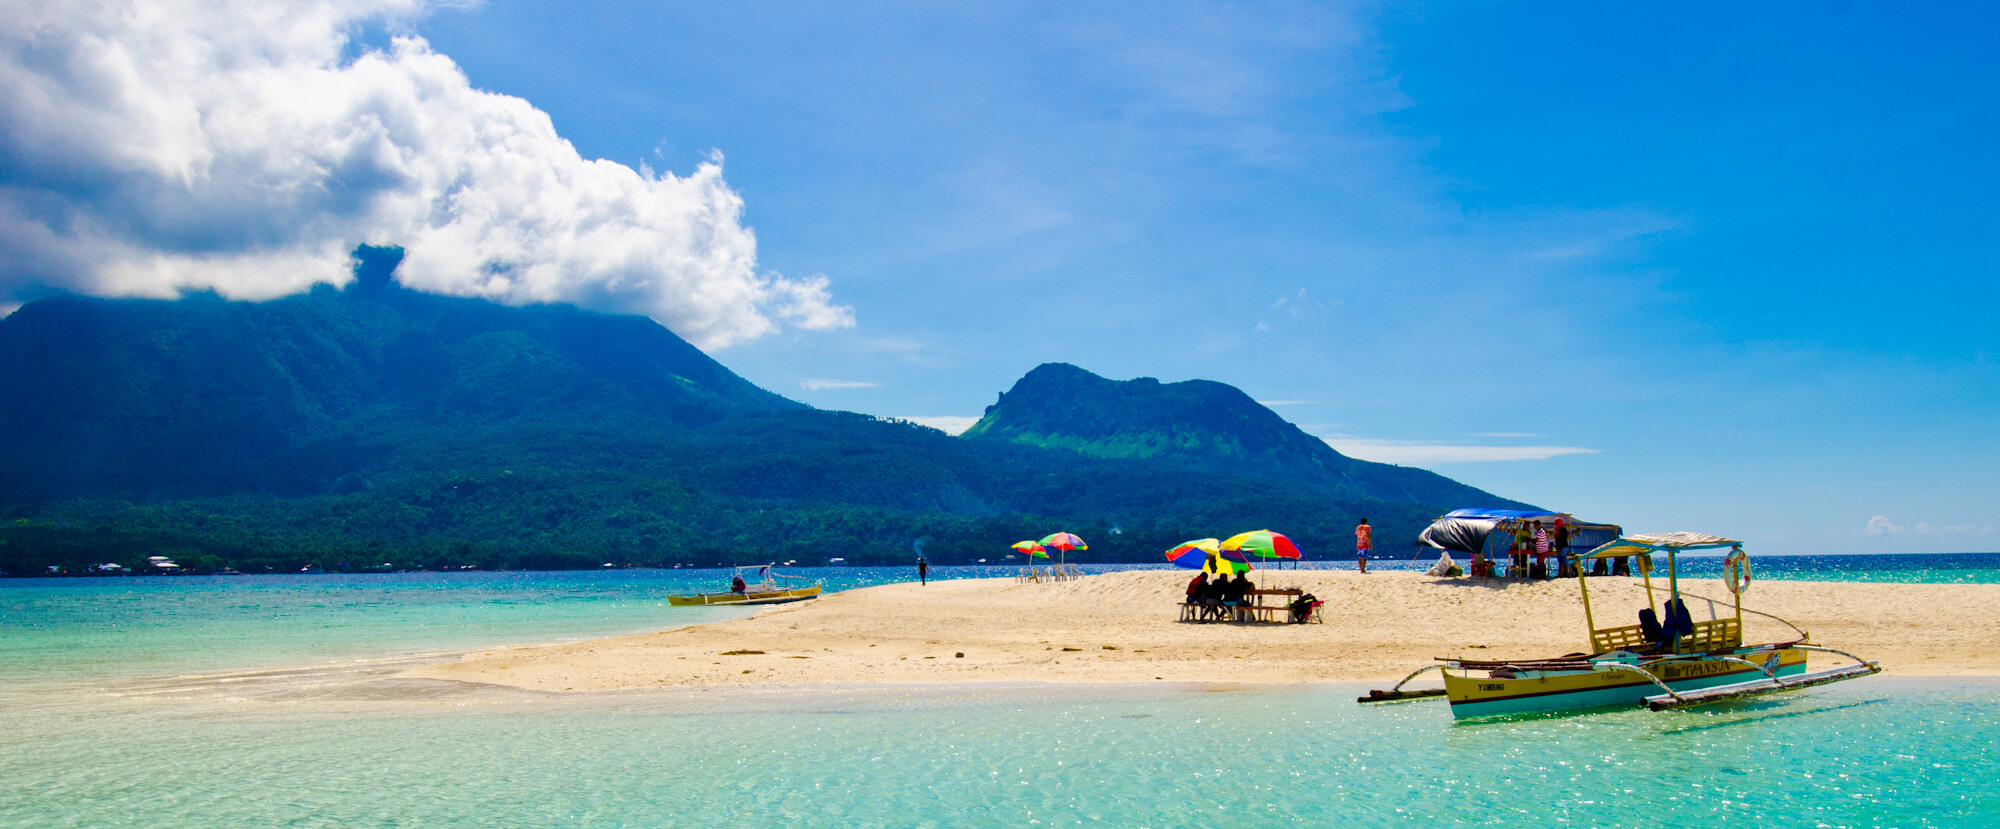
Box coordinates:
[1011,540,1049,559]
[1039,532,1086,566]
[1165,538,1251,574]
[1221,529,1301,560]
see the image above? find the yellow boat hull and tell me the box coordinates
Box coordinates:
[1442,648,1808,718]
[666,586,821,607]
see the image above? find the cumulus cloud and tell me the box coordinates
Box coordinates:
[0,0,850,349]
[1862,515,1902,535]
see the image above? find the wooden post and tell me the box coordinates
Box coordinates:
[1577,562,1598,653]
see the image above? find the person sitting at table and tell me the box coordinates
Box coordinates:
[1198,574,1229,620]
[1185,572,1208,603]
[1217,572,1253,621]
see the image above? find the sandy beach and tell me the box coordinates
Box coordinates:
[407,570,2000,692]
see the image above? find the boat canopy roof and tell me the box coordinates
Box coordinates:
[1580,532,1741,559]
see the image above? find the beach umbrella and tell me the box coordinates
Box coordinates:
[1164,538,1221,569]
[1222,529,1301,566]
[1039,532,1087,566]
[1206,550,1253,575]
[1165,539,1251,574]
[1012,540,1049,559]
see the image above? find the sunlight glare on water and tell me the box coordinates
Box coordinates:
[0,681,1993,827]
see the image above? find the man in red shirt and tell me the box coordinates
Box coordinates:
[1355,517,1373,573]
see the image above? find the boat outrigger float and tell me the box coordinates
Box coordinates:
[667,564,823,607]
[1361,532,1881,717]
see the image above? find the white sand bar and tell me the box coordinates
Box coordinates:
[406,570,2000,691]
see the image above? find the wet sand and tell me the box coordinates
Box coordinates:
[405,570,2000,691]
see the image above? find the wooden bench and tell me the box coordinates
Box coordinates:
[1178,600,1232,622]
[1590,617,1742,654]
[1178,589,1322,624]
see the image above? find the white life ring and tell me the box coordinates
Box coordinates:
[1724,548,1752,595]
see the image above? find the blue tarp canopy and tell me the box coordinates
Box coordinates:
[1418,508,1622,558]
[1442,508,1565,521]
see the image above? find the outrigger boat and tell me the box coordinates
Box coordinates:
[1361,532,1881,717]
[666,564,823,607]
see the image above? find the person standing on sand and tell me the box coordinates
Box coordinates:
[917,555,929,585]
[1553,518,1574,578]
[1355,517,1373,573]
[1533,523,1552,579]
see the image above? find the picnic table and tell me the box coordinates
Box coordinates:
[1177,588,1321,624]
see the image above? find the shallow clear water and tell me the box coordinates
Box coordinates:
[3,556,1996,826]
[0,566,1042,684]
[0,680,1992,827]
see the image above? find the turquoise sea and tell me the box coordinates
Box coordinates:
[4,556,1998,827]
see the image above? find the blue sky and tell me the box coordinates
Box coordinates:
[5,1,1993,553]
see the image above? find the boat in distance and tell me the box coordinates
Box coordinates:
[1361,532,1880,718]
[667,564,823,607]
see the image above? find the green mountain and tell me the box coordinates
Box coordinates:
[963,363,1527,508]
[0,247,801,501]
[0,251,1526,575]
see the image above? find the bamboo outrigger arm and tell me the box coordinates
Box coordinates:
[1357,664,1449,703]
[1643,645,1883,711]
[1792,644,1878,668]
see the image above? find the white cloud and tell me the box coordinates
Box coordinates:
[1862,515,1902,535]
[1322,436,1600,464]
[799,378,878,391]
[0,0,850,349]
[1914,522,1995,535]
[899,415,981,435]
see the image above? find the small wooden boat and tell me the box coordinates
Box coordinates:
[1361,532,1881,718]
[667,564,822,607]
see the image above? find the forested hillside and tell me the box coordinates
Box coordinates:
[0,251,1520,575]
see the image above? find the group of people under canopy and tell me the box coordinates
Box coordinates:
[1181,571,1317,623]
[1416,509,1627,579]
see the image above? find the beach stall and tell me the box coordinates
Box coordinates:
[1416,508,1621,576]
